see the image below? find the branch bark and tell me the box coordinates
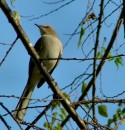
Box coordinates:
[92,0,104,124]
[72,99,125,106]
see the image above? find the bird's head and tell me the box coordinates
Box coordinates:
[35,24,58,37]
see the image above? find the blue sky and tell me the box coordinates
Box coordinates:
[0,0,125,129]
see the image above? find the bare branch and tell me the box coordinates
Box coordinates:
[0,115,11,130]
[25,101,52,130]
[0,37,18,66]
[0,102,23,130]
[30,0,76,20]
[72,99,125,106]
[43,0,67,4]
[92,0,104,123]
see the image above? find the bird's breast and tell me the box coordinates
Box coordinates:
[39,35,63,72]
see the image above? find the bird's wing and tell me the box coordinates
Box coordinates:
[28,37,43,77]
[37,51,62,88]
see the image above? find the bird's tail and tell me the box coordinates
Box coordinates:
[13,80,36,123]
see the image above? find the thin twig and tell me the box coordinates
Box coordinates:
[92,0,104,126]
[0,114,11,130]
[30,0,76,20]
[72,99,125,106]
[0,102,23,130]
[25,101,52,130]
[0,36,18,66]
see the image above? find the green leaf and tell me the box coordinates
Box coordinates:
[122,108,125,113]
[44,122,49,128]
[117,108,122,118]
[52,112,57,118]
[118,102,122,107]
[108,52,114,61]
[54,123,62,130]
[84,103,90,110]
[113,114,118,120]
[101,46,106,52]
[96,52,102,59]
[78,27,85,48]
[98,105,108,117]
[101,46,113,61]
[114,56,123,68]
[107,118,113,126]
[57,123,62,130]
[59,114,64,120]
[81,82,87,93]
[52,112,57,124]
[60,108,67,117]
[51,101,60,111]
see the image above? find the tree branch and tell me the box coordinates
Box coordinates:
[72,99,125,106]
[92,0,104,124]
[0,37,18,66]
[25,101,52,130]
[0,102,23,130]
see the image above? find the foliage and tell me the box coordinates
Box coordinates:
[97,46,123,68]
[98,104,108,117]
[78,27,85,48]
[44,93,69,129]
[107,102,125,129]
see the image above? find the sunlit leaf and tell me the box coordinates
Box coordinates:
[44,122,49,128]
[108,52,114,61]
[98,105,108,117]
[51,101,60,111]
[101,46,113,61]
[107,118,113,126]
[96,52,102,59]
[78,27,85,48]
[84,103,90,110]
[55,123,62,130]
[60,108,67,117]
[101,46,106,52]
[52,112,57,118]
[59,114,64,120]
[81,82,87,94]
[114,56,123,68]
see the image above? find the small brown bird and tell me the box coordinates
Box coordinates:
[13,24,63,123]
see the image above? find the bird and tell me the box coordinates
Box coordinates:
[13,24,63,123]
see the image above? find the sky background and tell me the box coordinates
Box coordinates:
[0,0,125,129]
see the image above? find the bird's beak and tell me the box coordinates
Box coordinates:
[35,24,40,28]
